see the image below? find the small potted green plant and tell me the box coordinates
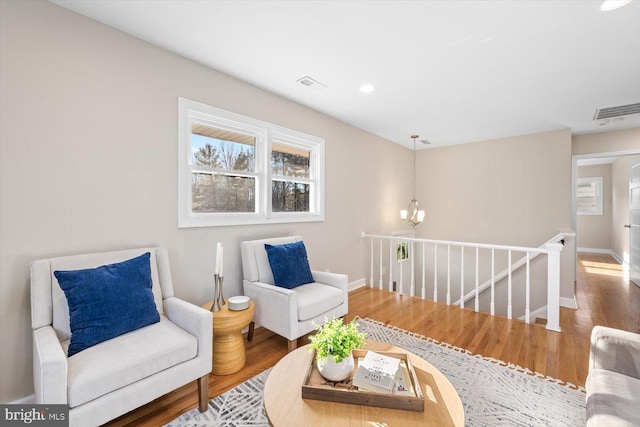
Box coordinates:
[308,317,366,381]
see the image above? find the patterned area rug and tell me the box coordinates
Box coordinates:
[167,317,586,426]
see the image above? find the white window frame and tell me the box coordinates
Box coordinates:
[178,97,325,227]
[577,176,603,216]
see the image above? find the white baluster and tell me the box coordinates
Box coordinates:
[447,244,451,305]
[378,239,383,290]
[410,241,415,297]
[525,251,531,324]
[369,238,374,288]
[433,244,438,302]
[399,240,404,295]
[490,248,495,316]
[507,250,512,319]
[421,242,426,299]
[475,247,479,312]
[460,246,464,309]
[388,240,393,292]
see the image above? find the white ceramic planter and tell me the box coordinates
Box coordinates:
[316,353,355,381]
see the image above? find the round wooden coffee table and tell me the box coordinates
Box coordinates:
[263,341,464,426]
[201,299,254,375]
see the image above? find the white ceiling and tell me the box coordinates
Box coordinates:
[51,0,640,149]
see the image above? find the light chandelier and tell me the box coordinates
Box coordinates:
[400,135,425,226]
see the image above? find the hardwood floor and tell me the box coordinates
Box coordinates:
[105,252,640,426]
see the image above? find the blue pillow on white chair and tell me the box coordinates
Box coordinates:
[264,241,314,289]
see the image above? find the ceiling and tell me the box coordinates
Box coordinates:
[51,0,640,150]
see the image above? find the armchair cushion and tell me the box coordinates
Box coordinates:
[65,316,197,408]
[265,241,314,289]
[54,252,160,356]
[295,283,344,321]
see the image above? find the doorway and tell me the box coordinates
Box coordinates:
[572,150,640,285]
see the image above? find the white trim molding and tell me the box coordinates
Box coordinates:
[560,296,578,310]
[577,247,613,254]
[578,248,630,271]
[9,394,35,405]
[349,278,367,292]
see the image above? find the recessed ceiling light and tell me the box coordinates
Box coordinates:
[600,0,632,11]
[360,84,376,93]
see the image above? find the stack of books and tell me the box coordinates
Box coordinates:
[352,351,410,395]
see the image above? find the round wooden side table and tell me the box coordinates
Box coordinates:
[201,299,254,375]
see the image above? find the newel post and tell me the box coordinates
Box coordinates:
[545,243,563,332]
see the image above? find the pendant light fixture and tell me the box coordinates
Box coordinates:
[400,135,425,226]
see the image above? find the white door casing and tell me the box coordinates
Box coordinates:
[629,158,640,287]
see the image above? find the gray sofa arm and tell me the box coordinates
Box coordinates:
[164,297,212,362]
[33,326,68,404]
[590,325,640,379]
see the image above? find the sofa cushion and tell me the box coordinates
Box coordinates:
[54,252,160,356]
[295,282,344,322]
[65,316,197,408]
[265,241,314,289]
[586,368,640,427]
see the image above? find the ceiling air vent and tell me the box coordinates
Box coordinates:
[594,102,640,120]
[296,75,327,88]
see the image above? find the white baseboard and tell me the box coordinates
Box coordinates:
[349,278,366,292]
[560,296,577,309]
[610,251,629,270]
[520,305,547,321]
[578,248,629,270]
[519,297,576,322]
[577,247,611,254]
[9,394,35,404]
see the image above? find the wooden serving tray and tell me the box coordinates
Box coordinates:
[301,349,425,412]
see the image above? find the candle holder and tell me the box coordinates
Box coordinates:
[210,274,226,312]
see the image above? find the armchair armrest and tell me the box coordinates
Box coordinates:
[590,325,640,379]
[311,270,348,291]
[33,326,68,404]
[164,297,212,361]
[243,280,299,340]
[312,271,348,313]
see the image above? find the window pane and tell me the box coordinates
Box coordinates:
[272,181,309,212]
[191,123,255,171]
[192,173,255,213]
[271,142,310,178]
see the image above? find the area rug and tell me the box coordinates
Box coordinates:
[167,317,586,426]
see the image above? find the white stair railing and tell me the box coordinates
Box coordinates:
[453,232,569,308]
[361,232,565,332]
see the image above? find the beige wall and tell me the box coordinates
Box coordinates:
[577,164,612,250]
[413,129,575,302]
[0,1,413,401]
[573,128,640,156]
[415,129,573,246]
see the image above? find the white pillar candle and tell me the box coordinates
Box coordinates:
[219,246,224,277]
[215,242,221,275]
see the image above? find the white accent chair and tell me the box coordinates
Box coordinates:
[30,247,212,427]
[240,236,348,352]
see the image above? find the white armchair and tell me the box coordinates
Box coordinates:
[30,247,212,427]
[240,236,348,352]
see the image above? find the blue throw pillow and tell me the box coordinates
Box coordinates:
[265,241,314,289]
[54,252,160,357]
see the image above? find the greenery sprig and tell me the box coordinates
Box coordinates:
[308,317,366,362]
